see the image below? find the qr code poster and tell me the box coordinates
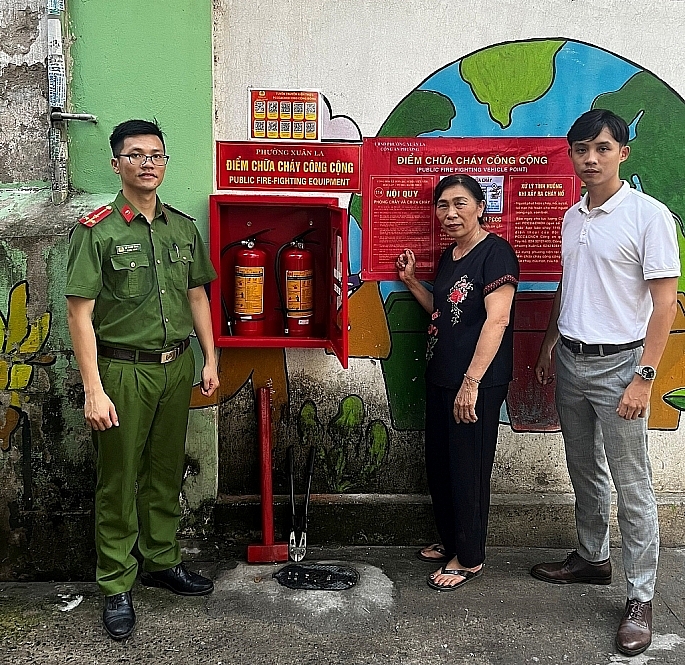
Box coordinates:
[248,89,322,142]
[475,176,505,214]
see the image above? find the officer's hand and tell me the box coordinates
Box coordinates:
[617,376,652,420]
[200,364,219,398]
[85,389,119,430]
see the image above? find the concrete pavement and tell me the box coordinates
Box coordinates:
[2,546,685,665]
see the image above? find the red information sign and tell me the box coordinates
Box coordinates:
[249,89,322,142]
[216,141,362,193]
[361,137,580,282]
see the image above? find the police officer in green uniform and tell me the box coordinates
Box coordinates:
[66,119,219,640]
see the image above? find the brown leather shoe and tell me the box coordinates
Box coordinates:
[616,599,652,656]
[530,550,612,585]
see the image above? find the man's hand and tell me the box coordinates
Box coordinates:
[617,376,652,420]
[534,347,555,385]
[200,364,219,398]
[85,389,119,430]
[67,296,117,430]
[534,284,561,386]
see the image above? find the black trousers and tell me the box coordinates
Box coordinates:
[425,381,509,568]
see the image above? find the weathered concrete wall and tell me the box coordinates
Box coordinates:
[0,1,49,184]
[0,0,219,580]
[0,192,103,580]
[0,192,223,580]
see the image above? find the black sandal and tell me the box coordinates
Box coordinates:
[415,543,449,563]
[427,565,483,592]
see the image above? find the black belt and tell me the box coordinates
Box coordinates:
[98,337,190,364]
[560,335,643,356]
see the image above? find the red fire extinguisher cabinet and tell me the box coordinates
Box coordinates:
[209,194,349,368]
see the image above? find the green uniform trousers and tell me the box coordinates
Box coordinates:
[93,347,194,596]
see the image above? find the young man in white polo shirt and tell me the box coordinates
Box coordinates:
[531,109,680,656]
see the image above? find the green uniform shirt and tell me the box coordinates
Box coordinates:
[66,191,217,351]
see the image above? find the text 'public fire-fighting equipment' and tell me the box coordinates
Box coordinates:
[276,229,316,336]
[287,444,315,561]
[222,230,273,336]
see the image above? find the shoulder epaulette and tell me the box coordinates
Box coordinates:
[162,203,196,221]
[79,204,114,227]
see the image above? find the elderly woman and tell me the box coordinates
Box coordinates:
[396,174,519,591]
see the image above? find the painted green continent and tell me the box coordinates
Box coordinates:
[595,72,685,290]
[460,40,564,128]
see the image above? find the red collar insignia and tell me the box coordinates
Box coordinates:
[120,205,135,224]
[79,205,113,227]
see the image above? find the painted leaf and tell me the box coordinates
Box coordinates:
[5,282,30,352]
[327,395,364,457]
[0,359,8,390]
[19,312,52,354]
[0,405,22,452]
[8,364,33,390]
[35,354,56,364]
[361,420,390,483]
[663,388,685,412]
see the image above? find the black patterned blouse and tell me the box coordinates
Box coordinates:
[426,233,519,389]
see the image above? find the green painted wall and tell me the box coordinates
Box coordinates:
[67,0,214,239]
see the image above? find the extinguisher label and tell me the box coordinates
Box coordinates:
[234,266,264,315]
[286,270,313,317]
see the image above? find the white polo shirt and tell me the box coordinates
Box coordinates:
[558,181,680,344]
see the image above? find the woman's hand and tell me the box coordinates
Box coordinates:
[396,249,416,284]
[454,379,478,423]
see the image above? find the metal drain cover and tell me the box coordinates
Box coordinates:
[273,563,359,590]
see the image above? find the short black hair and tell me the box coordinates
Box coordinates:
[567,109,629,147]
[434,174,488,225]
[109,119,165,156]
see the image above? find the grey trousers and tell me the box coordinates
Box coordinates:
[555,341,658,602]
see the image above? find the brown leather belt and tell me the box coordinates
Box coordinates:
[560,335,643,356]
[98,337,190,364]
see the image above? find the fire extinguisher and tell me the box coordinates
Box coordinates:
[276,229,316,337]
[221,230,272,336]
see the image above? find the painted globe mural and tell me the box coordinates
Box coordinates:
[346,39,685,433]
[212,39,685,496]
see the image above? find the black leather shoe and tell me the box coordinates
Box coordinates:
[140,562,214,596]
[616,599,652,656]
[530,550,612,585]
[103,591,135,640]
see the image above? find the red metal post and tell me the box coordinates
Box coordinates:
[247,387,288,563]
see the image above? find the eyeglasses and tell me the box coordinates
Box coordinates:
[117,153,169,166]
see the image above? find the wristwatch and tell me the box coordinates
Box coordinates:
[635,365,657,381]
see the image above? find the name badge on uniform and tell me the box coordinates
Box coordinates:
[116,244,142,254]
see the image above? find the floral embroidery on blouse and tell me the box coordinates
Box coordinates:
[426,319,439,362]
[483,274,519,296]
[447,276,474,325]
